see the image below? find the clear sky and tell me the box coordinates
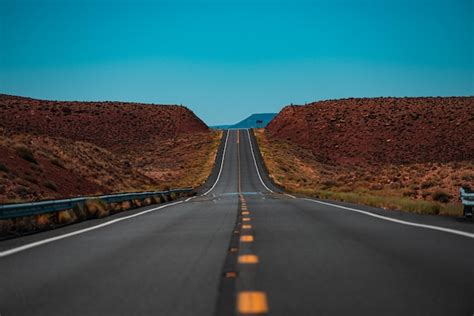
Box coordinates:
[0,0,472,125]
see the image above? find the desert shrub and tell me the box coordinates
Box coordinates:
[421,191,431,199]
[121,200,132,210]
[44,180,58,191]
[15,145,37,164]
[403,190,417,197]
[0,163,8,173]
[432,191,451,203]
[14,185,29,197]
[36,213,52,227]
[58,209,77,224]
[62,107,72,115]
[369,183,384,190]
[73,203,88,220]
[389,182,402,189]
[84,199,109,218]
[50,158,65,168]
[132,199,142,207]
[420,181,434,189]
[461,172,474,182]
[30,164,42,172]
[24,175,39,184]
[321,180,339,189]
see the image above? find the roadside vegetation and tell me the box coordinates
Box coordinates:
[0,191,192,238]
[0,131,222,204]
[0,94,219,204]
[255,129,471,216]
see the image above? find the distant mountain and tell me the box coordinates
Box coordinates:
[212,113,277,129]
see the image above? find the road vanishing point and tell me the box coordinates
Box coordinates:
[1,129,473,315]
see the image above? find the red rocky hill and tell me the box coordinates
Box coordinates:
[0,94,208,151]
[0,94,219,203]
[266,97,474,166]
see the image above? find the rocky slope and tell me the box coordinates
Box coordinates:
[260,97,474,214]
[0,94,220,203]
[266,97,473,165]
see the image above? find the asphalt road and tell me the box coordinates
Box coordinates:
[1,129,473,315]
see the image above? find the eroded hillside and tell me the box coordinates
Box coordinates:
[0,94,221,203]
[259,97,474,215]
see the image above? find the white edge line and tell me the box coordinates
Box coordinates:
[284,194,296,199]
[202,130,230,196]
[0,200,184,258]
[246,129,274,194]
[303,198,474,239]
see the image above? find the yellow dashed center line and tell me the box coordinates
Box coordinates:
[225,271,238,278]
[240,235,254,242]
[238,254,259,264]
[232,131,268,315]
[237,291,269,314]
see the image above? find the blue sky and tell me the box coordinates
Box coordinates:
[0,0,472,125]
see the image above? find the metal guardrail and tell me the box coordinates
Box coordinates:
[0,189,193,219]
[460,187,474,206]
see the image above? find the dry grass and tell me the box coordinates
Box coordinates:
[169,130,223,188]
[0,130,221,203]
[0,190,192,238]
[84,199,109,218]
[255,129,470,216]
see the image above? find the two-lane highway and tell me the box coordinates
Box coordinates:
[1,129,473,315]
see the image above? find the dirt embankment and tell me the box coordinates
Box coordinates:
[0,94,220,203]
[260,97,474,215]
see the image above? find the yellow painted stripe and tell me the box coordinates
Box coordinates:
[242,224,252,229]
[237,291,269,314]
[241,211,250,215]
[242,217,251,222]
[225,271,237,278]
[238,254,259,264]
[240,235,254,242]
